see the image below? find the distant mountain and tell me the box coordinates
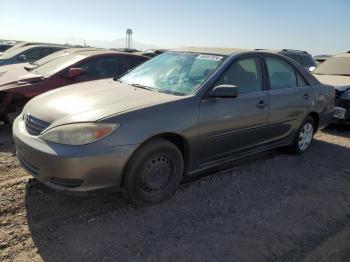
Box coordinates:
[50,37,163,51]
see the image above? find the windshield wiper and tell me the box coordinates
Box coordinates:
[130,83,156,92]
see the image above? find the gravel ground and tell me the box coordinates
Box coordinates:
[1,124,350,262]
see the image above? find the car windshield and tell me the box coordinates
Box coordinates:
[32,54,85,77]
[313,56,350,76]
[120,51,226,95]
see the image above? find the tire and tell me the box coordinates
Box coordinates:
[121,138,184,206]
[289,116,315,154]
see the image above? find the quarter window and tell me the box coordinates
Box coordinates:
[266,57,297,90]
[215,57,262,94]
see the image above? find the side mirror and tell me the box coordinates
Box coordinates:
[18,55,27,61]
[67,68,84,79]
[209,85,239,98]
[308,66,316,72]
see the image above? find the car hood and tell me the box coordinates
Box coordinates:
[24,79,180,127]
[313,74,350,91]
[0,64,43,91]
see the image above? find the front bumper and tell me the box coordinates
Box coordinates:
[13,117,138,193]
[333,99,350,123]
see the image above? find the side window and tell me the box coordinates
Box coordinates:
[215,57,262,94]
[296,72,308,87]
[284,54,302,65]
[119,56,147,74]
[23,48,41,60]
[41,48,58,57]
[80,57,120,78]
[301,55,316,67]
[265,57,297,90]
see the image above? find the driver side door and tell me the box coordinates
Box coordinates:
[196,56,270,167]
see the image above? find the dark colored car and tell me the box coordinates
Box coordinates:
[0,43,14,53]
[0,50,148,122]
[0,44,69,67]
[13,48,334,206]
[313,52,350,123]
[256,49,317,71]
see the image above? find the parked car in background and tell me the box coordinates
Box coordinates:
[256,49,317,71]
[0,48,102,75]
[0,41,70,55]
[314,55,332,65]
[0,44,69,67]
[142,49,167,58]
[13,48,334,205]
[0,50,148,123]
[0,43,14,53]
[313,52,350,123]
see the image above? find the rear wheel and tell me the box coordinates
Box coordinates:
[289,116,315,154]
[121,138,184,206]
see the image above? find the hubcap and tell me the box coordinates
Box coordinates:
[140,155,173,193]
[298,122,313,151]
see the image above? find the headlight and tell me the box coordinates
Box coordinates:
[340,88,350,99]
[40,123,119,145]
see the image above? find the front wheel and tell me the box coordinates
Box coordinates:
[121,138,184,206]
[289,116,315,154]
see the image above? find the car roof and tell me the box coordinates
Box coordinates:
[76,49,147,57]
[333,53,350,58]
[255,49,311,55]
[17,44,69,51]
[170,47,250,56]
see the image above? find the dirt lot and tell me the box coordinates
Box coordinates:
[1,124,350,262]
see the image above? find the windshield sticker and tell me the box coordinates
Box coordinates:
[196,54,223,62]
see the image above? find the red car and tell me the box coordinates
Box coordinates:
[0,50,148,123]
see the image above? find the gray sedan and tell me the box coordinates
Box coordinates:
[13,48,334,205]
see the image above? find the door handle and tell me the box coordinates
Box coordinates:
[303,93,310,100]
[256,100,268,109]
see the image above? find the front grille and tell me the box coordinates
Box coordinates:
[24,114,50,136]
[17,154,39,176]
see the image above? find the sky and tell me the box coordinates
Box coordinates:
[1,0,349,54]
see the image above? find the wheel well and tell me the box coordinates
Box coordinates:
[308,112,319,131]
[120,133,191,188]
[153,133,191,174]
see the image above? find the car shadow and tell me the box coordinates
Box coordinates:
[322,124,350,139]
[24,137,350,261]
[0,123,15,154]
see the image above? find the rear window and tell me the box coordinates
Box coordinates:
[301,55,316,67]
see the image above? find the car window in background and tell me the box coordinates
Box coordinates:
[79,57,120,78]
[27,50,70,67]
[0,46,31,59]
[313,57,350,76]
[121,52,225,95]
[23,48,41,60]
[215,57,262,94]
[2,42,26,53]
[32,54,84,77]
[266,57,297,90]
[284,54,302,64]
[118,55,148,73]
[301,55,316,67]
[296,73,308,87]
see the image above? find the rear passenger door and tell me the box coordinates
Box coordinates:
[264,55,313,141]
[197,56,269,165]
